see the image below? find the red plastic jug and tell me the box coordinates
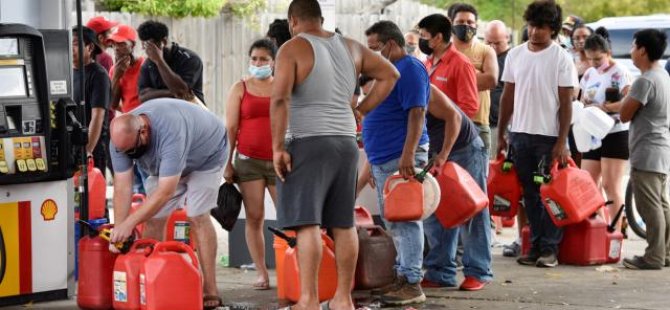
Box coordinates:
[487,155,522,217]
[130,194,146,237]
[74,158,107,220]
[77,224,118,310]
[140,241,202,310]
[434,161,489,228]
[558,215,608,265]
[540,158,605,227]
[383,175,424,222]
[165,207,197,250]
[113,239,158,310]
[502,216,515,228]
[283,232,339,303]
[521,225,530,256]
[272,230,296,300]
[354,205,374,227]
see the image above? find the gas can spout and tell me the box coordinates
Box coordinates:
[268,226,297,248]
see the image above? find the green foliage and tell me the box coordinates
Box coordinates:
[420,0,670,29]
[98,0,266,19]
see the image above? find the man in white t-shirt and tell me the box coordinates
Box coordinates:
[496,0,578,268]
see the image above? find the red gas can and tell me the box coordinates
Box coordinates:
[354,205,374,227]
[140,241,202,310]
[77,224,118,310]
[284,232,339,303]
[383,175,424,222]
[487,155,522,217]
[130,194,146,237]
[558,215,607,265]
[606,230,624,264]
[540,158,605,227]
[74,158,107,220]
[434,161,488,228]
[521,225,530,256]
[165,207,197,250]
[113,239,158,310]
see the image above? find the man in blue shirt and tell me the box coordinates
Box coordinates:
[363,21,430,306]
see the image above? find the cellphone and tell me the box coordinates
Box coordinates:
[605,87,621,102]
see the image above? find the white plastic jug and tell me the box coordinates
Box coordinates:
[580,106,615,139]
[573,123,593,153]
[571,101,584,125]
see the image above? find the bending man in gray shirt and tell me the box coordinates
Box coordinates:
[109,98,228,308]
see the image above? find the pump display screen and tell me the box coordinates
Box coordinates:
[0,67,27,97]
[0,38,19,56]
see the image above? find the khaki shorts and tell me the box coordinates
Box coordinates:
[233,153,276,185]
[144,166,223,218]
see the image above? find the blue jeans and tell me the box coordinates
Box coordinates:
[510,133,563,254]
[423,137,493,285]
[371,146,428,284]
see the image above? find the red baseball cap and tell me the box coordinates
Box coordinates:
[86,16,118,34]
[107,25,138,43]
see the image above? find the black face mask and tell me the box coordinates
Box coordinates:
[124,129,148,159]
[419,38,434,55]
[453,25,477,42]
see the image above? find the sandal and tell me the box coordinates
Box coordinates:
[320,300,332,310]
[203,295,223,310]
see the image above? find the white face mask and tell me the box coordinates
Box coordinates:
[248,64,272,80]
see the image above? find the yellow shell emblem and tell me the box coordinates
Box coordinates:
[41,199,58,221]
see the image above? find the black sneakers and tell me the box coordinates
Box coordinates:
[623,256,663,270]
[536,250,558,268]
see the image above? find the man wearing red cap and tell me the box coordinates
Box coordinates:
[86,16,118,73]
[109,25,145,113]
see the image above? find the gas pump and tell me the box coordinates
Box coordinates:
[0,0,85,305]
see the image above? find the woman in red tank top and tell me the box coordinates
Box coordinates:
[224,39,277,290]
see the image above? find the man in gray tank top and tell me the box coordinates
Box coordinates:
[271,1,399,309]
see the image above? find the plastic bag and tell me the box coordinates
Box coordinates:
[210,183,243,231]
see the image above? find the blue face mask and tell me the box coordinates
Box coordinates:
[248,64,272,79]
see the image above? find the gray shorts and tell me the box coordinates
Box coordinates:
[144,166,223,218]
[277,136,359,229]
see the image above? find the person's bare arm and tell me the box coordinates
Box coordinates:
[619,95,642,123]
[111,168,134,226]
[355,42,400,115]
[224,82,244,183]
[552,87,573,163]
[398,107,425,178]
[144,41,193,100]
[271,42,297,181]
[476,46,498,91]
[86,107,105,155]
[110,175,180,243]
[495,82,515,155]
[427,85,462,167]
[139,88,175,103]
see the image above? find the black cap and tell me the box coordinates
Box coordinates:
[72,26,102,56]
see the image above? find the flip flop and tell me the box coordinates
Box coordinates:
[252,279,270,290]
[320,300,332,310]
[203,295,223,310]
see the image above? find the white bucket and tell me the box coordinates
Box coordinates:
[580,106,615,139]
[571,100,584,125]
[573,123,594,153]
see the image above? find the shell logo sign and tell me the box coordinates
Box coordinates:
[40,199,58,221]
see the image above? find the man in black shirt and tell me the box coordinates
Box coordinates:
[136,21,204,104]
[484,20,510,157]
[72,26,111,175]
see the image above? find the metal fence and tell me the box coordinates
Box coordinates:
[75,0,445,118]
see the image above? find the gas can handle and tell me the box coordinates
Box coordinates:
[550,157,576,175]
[87,157,95,170]
[129,238,158,253]
[154,241,200,270]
